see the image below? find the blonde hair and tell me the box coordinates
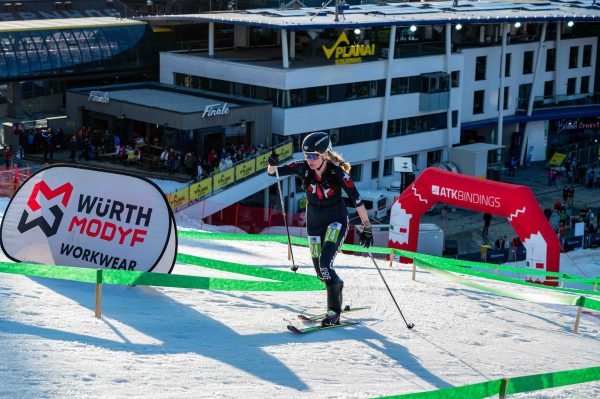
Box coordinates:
[324,150,351,174]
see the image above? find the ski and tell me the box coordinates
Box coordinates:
[287,321,360,335]
[297,306,369,323]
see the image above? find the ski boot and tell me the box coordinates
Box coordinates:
[321,310,341,326]
[322,278,344,326]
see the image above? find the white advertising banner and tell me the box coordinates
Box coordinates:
[0,165,177,273]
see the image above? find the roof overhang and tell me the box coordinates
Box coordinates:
[136,1,600,30]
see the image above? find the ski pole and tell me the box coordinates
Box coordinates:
[367,251,414,330]
[275,166,297,272]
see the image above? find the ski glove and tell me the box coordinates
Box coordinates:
[268,151,280,166]
[359,222,373,248]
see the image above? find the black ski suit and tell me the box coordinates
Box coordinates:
[270,160,363,314]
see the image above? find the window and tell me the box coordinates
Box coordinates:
[583,45,592,67]
[569,46,579,69]
[473,90,484,114]
[306,86,328,105]
[475,56,486,81]
[567,77,577,95]
[518,83,532,109]
[388,112,450,137]
[350,164,362,182]
[427,150,442,167]
[546,48,555,72]
[497,87,509,110]
[523,50,534,74]
[544,81,554,97]
[451,71,460,88]
[391,76,420,94]
[505,53,511,77]
[581,76,590,94]
[371,159,393,178]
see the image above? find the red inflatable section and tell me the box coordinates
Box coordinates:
[388,168,560,285]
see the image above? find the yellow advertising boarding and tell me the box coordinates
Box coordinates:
[214,169,235,190]
[235,159,256,180]
[190,178,212,201]
[167,187,189,209]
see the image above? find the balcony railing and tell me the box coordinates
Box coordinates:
[517,92,600,112]
[535,92,599,110]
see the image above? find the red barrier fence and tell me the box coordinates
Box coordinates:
[203,203,360,245]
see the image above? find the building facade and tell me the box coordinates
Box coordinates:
[151,1,600,191]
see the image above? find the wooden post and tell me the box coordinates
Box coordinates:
[95,269,103,318]
[594,282,598,291]
[498,377,509,399]
[389,253,393,268]
[573,306,583,334]
[412,263,417,281]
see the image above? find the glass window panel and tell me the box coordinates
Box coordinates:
[54,31,73,66]
[72,29,93,64]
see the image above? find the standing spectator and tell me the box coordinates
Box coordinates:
[184,152,196,179]
[69,136,77,161]
[562,185,568,203]
[495,236,503,249]
[567,185,575,207]
[482,213,492,241]
[196,157,204,179]
[224,155,233,170]
[586,168,594,188]
[509,157,517,177]
[547,168,554,186]
[55,128,65,149]
[160,147,169,168]
[15,144,25,167]
[4,146,12,168]
[167,148,177,175]
[27,130,34,153]
[41,129,50,161]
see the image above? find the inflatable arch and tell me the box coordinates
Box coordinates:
[389,168,560,284]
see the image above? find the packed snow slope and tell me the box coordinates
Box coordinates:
[0,199,599,398]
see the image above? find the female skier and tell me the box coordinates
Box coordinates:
[267,132,373,326]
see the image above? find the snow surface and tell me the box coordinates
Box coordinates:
[0,196,599,399]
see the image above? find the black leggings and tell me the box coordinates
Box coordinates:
[306,205,348,283]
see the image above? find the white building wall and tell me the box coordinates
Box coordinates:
[460,36,597,125]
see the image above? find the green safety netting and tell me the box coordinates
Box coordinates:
[373,365,600,399]
[377,380,501,399]
[0,251,324,292]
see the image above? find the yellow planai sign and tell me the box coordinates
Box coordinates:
[189,177,212,201]
[322,32,375,65]
[167,187,189,209]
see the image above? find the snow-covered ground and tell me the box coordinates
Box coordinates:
[0,195,599,398]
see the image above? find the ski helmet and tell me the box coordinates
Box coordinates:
[302,132,331,154]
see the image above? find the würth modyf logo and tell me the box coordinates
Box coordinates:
[18,181,73,237]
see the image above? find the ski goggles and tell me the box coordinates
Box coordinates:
[304,152,322,161]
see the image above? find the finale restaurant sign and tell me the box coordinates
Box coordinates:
[1,165,177,274]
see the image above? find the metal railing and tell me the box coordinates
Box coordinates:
[165,140,293,211]
[532,92,600,110]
